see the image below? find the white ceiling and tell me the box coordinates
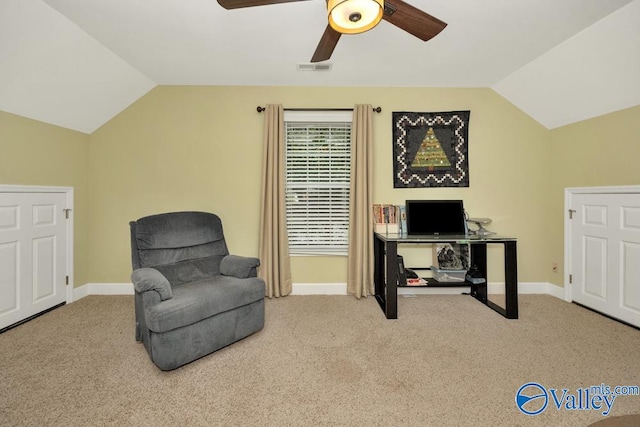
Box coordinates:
[1,0,639,133]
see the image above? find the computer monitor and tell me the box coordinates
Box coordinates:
[405,200,467,235]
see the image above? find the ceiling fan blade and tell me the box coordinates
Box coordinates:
[217,0,308,10]
[311,25,341,63]
[382,0,447,41]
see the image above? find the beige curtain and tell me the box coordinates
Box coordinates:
[258,104,292,298]
[347,104,375,298]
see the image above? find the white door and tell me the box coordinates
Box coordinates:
[0,191,69,331]
[569,191,640,327]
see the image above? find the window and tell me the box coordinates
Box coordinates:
[284,111,352,255]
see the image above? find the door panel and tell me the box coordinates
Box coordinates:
[33,235,55,301]
[0,205,19,230]
[621,241,640,312]
[622,206,640,230]
[0,241,19,315]
[584,204,607,226]
[583,236,607,301]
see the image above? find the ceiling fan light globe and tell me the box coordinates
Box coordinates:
[328,0,384,34]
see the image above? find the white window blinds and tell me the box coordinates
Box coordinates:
[284,111,352,255]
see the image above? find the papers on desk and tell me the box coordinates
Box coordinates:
[405,277,428,286]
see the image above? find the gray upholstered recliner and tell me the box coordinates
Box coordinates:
[129,211,265,370]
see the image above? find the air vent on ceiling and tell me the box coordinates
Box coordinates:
[297,63,332,71]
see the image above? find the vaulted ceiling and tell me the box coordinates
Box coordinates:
[1,0,639,133]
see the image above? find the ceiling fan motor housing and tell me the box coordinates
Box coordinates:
[327,0,384,34]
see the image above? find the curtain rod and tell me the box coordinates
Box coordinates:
[256,106,382,113]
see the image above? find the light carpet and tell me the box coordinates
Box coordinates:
[1,294,639,426]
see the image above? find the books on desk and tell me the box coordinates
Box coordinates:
[373,204,406,234]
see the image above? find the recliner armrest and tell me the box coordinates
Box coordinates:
[220,255,260,278]
[131,268,173,300]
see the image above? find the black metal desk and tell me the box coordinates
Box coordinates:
[373,233,518,319]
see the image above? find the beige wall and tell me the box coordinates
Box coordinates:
[0,110,90,285]
[548,105,640,285]
[88,86,553,286]
[3,90,639,289]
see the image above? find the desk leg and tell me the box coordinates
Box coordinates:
[374,235,385,311]
[471,242,518,320]
[470,244,487,303]
[504,241,518,319]
[385,241,398,319]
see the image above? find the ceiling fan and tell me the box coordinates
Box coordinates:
[216,0,447,62]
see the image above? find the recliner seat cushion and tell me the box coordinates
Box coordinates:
[145,276,265,334]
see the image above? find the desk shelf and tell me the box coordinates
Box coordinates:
[402,266,471,288]
[398,278,470,288]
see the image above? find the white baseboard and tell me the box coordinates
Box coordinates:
[488,282,564,297]
[71,283,134,302]
[291,283,347,295]
[69,282,565,300]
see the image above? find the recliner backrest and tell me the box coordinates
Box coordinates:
[130,211,229,286]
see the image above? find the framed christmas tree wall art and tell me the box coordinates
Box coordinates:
[392,111,470,188]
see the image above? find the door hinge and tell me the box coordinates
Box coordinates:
[63,208,72,219]
[65,275,69,285]
[569,274,573,284]
[568,209,576,219]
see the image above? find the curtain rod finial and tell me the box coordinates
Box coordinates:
[373,106,382,113]
[257,106,265,113]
